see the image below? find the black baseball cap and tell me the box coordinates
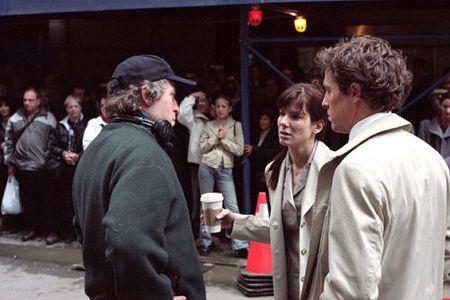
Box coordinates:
[112,55,196,89]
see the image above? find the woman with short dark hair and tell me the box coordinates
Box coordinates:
[218,83,333,300]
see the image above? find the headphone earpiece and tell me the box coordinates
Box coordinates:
[110,114,173,147]
[150,119,173,146]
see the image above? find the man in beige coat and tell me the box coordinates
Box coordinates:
[308,35,450,299]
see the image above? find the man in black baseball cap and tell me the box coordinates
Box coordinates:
[72,55,206,300]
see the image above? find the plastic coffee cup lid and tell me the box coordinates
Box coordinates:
[200,192,224,202]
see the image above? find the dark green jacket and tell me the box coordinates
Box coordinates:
[73,121,205,300]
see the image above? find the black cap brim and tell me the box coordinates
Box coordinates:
[167,75,197,87]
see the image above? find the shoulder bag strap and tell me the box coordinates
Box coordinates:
[13,114,38,153]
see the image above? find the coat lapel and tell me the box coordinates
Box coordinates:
[301,143,332,216]
[300,143,335,299]
[265,156,289,300]
[428,117,450,138]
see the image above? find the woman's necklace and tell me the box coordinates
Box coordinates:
[292,166,301,177]
[292,164,303,189]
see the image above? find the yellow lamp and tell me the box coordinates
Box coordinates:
[294,16,307,33]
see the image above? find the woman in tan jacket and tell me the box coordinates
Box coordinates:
[198,95,249,257]
[218,83,333,300]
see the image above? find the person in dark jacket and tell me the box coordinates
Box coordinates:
[4,88,58,242]
[48,95,87,243]
[72,55,205,300]
[244,110,282,212]
[418,90,450,169]
[0,98,16,231]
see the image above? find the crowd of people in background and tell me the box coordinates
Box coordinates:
[0,56,448,257]
[0,84,107,245]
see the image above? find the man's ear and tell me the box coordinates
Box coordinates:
[140,86,153,108]
[350,82,362,103]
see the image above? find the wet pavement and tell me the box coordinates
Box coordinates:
[0,255,274,299]
[1,230,449,299]
[0,231,273,299]
[0,255,84,299]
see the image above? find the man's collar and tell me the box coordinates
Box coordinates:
[138,110,153,122]
[26,107,43,120]
[349,112,391,141]
[336,113,411,157]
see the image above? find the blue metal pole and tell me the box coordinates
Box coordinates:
[243,41,294,86]
[240,6,251,214]
[398,71,450,115]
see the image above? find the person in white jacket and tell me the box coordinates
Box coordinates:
[177,91,212,239]
[82,97,108,151]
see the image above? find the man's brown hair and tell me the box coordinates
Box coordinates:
[316,35,413,111]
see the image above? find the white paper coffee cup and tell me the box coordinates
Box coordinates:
[201,193,224,233]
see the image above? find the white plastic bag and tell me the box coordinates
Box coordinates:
[1,175,22,215]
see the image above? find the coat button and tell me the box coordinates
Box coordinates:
[301,276,305,282]
[301,249,307,255]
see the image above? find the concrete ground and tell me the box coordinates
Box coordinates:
[0,231,274,300]
[1,230,449,299]
[0,255,274,299]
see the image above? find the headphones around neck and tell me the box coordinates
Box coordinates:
[109,114,173,147]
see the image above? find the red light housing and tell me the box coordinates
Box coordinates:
[248,8,263,26]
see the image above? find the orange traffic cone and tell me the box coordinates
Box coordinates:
[245,192,272,274]
[237,192,274,297]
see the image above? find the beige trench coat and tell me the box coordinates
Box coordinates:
[231,141,333,300]
[307,114,450,300]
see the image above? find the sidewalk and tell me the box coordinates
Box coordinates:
[0,230,277,299]
[0,254,273,300]
[0,230,247,285]
[2,230,450,299]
